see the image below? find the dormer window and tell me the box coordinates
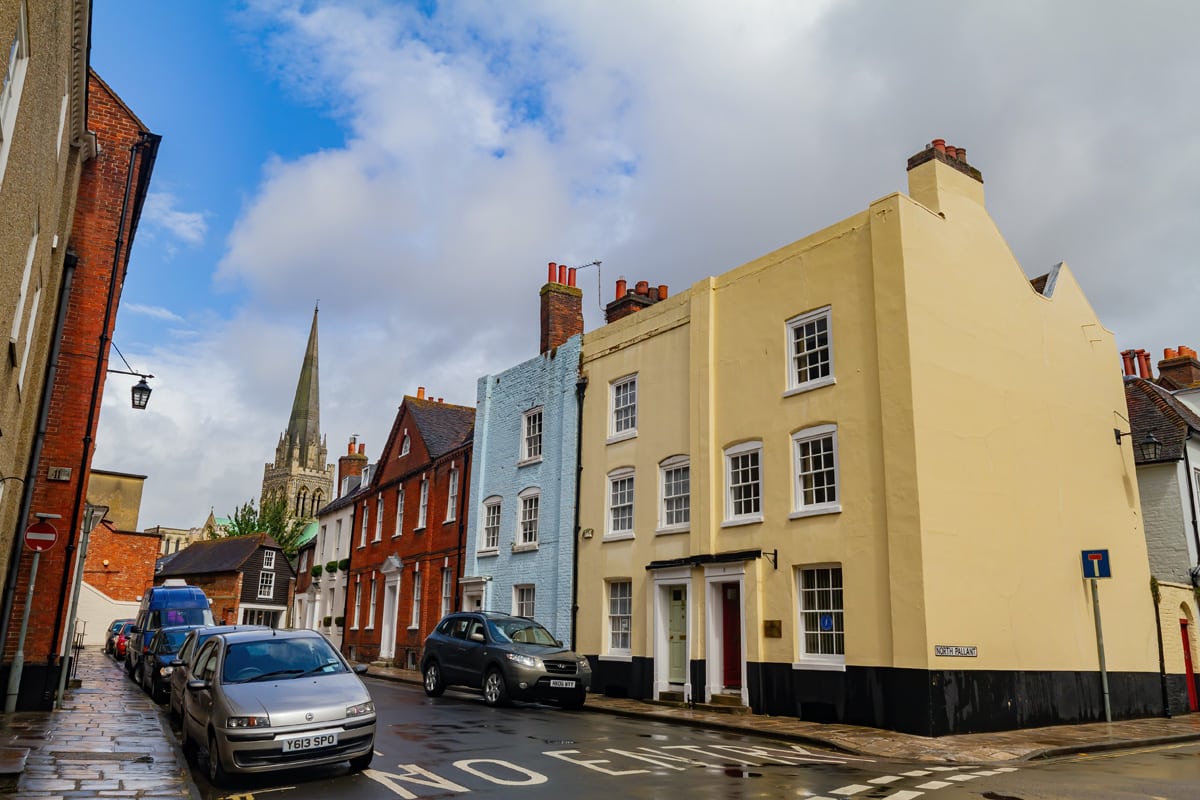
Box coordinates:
[263,551,276,571]
[400,432,410,456]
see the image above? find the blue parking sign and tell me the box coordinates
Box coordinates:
[1081,549,1111,579]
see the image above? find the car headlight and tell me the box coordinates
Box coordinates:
[226,715,270,728]
[346,701,375,717]
[505,652,543,669]
[577,657,591,672]
[158,666,174,677]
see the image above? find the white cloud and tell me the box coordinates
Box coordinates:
[143,192,208,246]
[98,0,1200,528]
[123,303,185,323]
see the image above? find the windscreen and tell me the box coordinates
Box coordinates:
[488,619,558,646]
[222,638,347,683]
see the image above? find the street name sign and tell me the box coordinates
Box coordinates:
[934,645,977,657]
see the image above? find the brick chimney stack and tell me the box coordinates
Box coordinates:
[540,261,584,353]
[604,278,669,323]
[906,137,984,214]
[337,435,369,497]
[1158,346,1200,388]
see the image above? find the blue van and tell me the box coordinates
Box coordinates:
[126,579,214,683]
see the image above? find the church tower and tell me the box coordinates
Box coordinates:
[261,306,335,528]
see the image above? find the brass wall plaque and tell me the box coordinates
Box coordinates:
[763,620,782,638]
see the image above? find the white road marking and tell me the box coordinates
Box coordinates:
[881,792,923,800]
[900,770,931,776]
[946,773,979,782]
[830,785,871,796]
[916,780,951,790]
[453,759,547,786]
[868,775,902,784]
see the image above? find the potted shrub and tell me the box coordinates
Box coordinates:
[322,615,332,627]
[326,560,338,574]
[334,616,345,627]
[338,558,351,572]
[311,564,323,578]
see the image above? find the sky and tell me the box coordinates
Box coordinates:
[88,0,1200,531]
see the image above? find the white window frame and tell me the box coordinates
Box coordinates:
[791,424,841,518]
[795,564,845,670]
[723,441,763,527]
[257,571,275,599]
[409,569,421,629]
[440,567,452,619]
[605,467,635,541]
[374,494,383,541]
[521,407,544,464]
[416,476,428,529]
[514,584,535,618]
[657,456,690,534]
[10,215,36,365]
[367,575,377,629]
[263,551,276,571]
[607,580,632,656]
[359,503,368,547]
[351,578,361,629]
[609,374,638,443]
[0,1,30,187]
[481,497,501,553]
[785,306,834,396]
[17,283,38,387]
[394,486,404,537]
[445,465,458,522]
[335,519,342,552]
[400,432,410,456]
[516,488,539,550]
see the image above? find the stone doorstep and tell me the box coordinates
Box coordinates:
[0,746,30,775]
[643,695,752,715]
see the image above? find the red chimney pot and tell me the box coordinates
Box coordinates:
[547,262,557,284]
[932,138,946,153]
[417,386,426,400]
[615,279,627,299]
[558,264,567,285]
[635,280,649,296]
[658,284,668,300]
[568,267,577,287]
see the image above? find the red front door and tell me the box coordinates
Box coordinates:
[1182,620,1198,713]
[721,583,741,689]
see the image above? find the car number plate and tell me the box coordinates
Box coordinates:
[282,732,338,752]
[549,679,575,688]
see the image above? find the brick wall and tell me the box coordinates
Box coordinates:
[82,522,158,600]
[174,572,242,626]
[3,73,157,679]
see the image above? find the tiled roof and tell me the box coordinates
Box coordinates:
[158,533,280,576]
[1124,376,1200,463]
[317,478,371,516]
[406,397,475,459]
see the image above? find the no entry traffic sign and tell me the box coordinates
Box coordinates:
[23,521,59,552]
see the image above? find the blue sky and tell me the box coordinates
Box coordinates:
[87,1,1200,529]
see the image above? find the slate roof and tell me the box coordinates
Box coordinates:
[1124,376,1200,463]
[316,475,371,516]
[157,533,282,577]
[405,397,475,459]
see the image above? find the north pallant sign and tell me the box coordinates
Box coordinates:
[934,645,978,657]
[23,521,59,552]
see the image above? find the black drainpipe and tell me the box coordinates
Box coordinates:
[570,373,588,651]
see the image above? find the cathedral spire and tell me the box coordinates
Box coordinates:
[286,305,322,462]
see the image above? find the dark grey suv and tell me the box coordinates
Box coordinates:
[421,612,591,708]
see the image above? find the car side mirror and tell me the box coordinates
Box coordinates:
[186,679,210,692]
[469,631,485,642]
[130,626,140,634]
[352,664,368,675]
[169,658,185,667]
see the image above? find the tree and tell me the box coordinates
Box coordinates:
[222,495,308,557]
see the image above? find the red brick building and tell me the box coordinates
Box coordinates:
[342,390,473,668]
[82,519,158,601]
[0,71,158,710]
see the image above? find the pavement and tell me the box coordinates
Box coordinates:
[0,648,1198,799]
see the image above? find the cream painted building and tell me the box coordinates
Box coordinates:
[575,141,1160,735]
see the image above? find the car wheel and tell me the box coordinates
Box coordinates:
[423,661,445,697]
[560,691,586,710]
[207,732,229,787]
[348,746,373,772]
[482,668,509,707]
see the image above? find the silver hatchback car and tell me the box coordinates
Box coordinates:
[180,628,376,786]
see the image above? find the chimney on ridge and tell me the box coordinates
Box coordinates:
[337,435,369,497]
[1157,346,1200,388]
[540,261,584,353]
[604,277,669,324]
[905,137,984,214]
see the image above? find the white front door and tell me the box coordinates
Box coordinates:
[380,579,399,660]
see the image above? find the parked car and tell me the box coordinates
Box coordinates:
[180,628,376,786]
[105,618,134,655]
[140,625,204,703]
[127,580,214,681]
[421,611,591,708]
[113,621,135,660]
[167,625,269,720]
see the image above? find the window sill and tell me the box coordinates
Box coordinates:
[721,516,763,529]
[655,525,689,536]
[512,542,539,553]
[372,538,382,544]
[350,626,359,631]
[606,430,637,445]
[602,532,635,542]
[599,653,632,662]
[407,626,419,631]
[789,505,842,520]
[477,547,499,558]
[392,533,402,539]
[517,456,543,468]
[413,526,426,533]
[783,376,836,398]
[792,658,846,672]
